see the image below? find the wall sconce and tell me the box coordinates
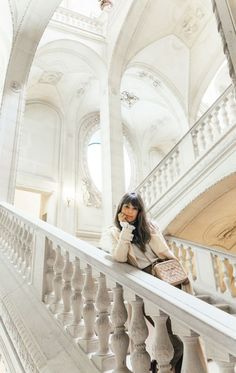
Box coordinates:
[98,0,113,11]
[66,198,72,208]
[64,187,74,208]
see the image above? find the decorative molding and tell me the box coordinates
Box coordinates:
[120,90,139,108]
[138,70,161,88]
[173,4,208,47]
[0,298,46,373]
[81,178,101,208]
[128,62,186,113]
[203,216,236,251]
[77,113,137,207]
[51,7,104,36]
[39,71,63,85]
[10,81,21,92]
[78,112,102,208]
[181,7,205,36]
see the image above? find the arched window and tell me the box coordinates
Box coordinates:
[87,129,131,191]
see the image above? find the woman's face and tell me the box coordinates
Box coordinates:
[121,202,139,223]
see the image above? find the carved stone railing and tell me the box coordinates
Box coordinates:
[51,7,105,36]
[167,236,236,306]
[136,85,236,212]
[0,202,236,373]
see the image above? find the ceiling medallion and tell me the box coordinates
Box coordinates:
[98,0,113,11]
[120,90,139,109]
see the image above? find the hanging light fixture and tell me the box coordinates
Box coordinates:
[98,0,113,11]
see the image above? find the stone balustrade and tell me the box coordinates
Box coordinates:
[167,236,236,304]
[51,6,105,35]
[137,85,236,212]
[0,202,236,373]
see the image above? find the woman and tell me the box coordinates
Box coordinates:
[100,192,183,373]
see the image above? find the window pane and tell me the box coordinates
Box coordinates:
[87,129,131,191]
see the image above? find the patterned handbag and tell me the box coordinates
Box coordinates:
[151,259,189,286]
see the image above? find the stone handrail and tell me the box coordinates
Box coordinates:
[0,202,236,372]
[136,85,236,212]
[166,236,236,302]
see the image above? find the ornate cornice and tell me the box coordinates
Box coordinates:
[0,297,46,373]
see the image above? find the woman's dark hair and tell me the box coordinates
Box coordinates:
[114,192,151,252]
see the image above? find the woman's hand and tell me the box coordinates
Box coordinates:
[118,212,127,222]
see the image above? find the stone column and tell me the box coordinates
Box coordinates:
[100,75,125,227]
[212,0,236,89]
[0,0,62,202]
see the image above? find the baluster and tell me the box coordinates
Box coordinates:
[218,257,227,293]
[3,215,10,250]
[50,245,64,314]
[0,212,6,246]
[18,224,27,270]
[78,264,98,353]
[191,129,199,158]
[19,225,29,273]
[171,241,179,258]
[130,297,150,373]
[168,156,175,183]
[180,245,187,271]
[227,91,236,126]
[211,254,221,292]
[5,217,13,254]
[57,251,73,325]
[10,220,19,261]
[181,332,208,373]
[206,115,214,144]
[142,185,148,206]
[198,123,207,153]
[152,172,157,201]
[178,244,185,268]
[173,149,180,177]
[157,168,163,195]
[233,262,236,292]
[219,100,229,130]
[23,231,33,281]
[110,284,131,373]
[212,106,222,137]
[187,247,197,281]
[4,216,11,254]
[163,162,168,189]
[152,311,174,372]
[146,179,152,207]
[67,257,84,338]
[92,273,114,371]
[13,223,23,266]
[222,259,232,296]
[44,238,56,304]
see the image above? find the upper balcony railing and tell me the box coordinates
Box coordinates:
[0,202,236,372]
[51,7,105,36]
[136,85,236,211]
[166,236,236,304]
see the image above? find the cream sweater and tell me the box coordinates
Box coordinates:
[100,223,176,265]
